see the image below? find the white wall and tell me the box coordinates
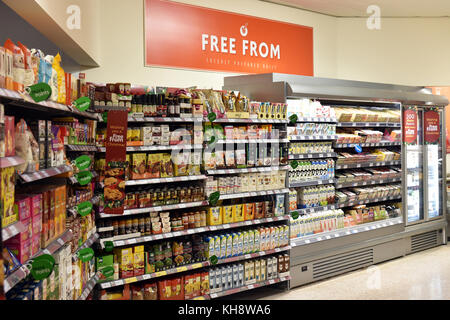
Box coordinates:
[336,17,450,86]
[84,0,338,89]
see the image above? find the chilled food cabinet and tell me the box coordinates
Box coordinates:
[403,106,445,224]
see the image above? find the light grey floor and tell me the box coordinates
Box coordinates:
[237,244,450,300]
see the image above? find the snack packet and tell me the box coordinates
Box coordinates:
[4,39,25,91]
[17,42,35,87]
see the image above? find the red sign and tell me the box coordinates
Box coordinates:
[104,111,128,215]
[144,0,313,75]
[424,110,440,144]
[403,109,418,144]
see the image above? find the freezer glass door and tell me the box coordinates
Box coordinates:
[424,109,444,220]
[404,107,424,223]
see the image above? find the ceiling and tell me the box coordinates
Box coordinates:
[263,0,450,17]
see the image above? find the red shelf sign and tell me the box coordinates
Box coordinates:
[403,109,418,144]
[145,0,313,75]
[424,110,440,144]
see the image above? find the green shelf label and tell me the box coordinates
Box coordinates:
[101,266,114,278]
[74,155,92,171]
[290,160,299,169]
[73,97,91,112]
[30,254,55,280]
[104,241,114,252]
[289,114,298,124]
[208,191,220,207]
[291,211,299,220]
[102,112,108,123]
[209,255,218,265]
[75,171,93,186]
[26,83,52,103]
[77,248,95,262]
[207,112,217,123]
[76,201,93,217]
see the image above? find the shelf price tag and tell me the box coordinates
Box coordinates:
[77,248,95,262]
[26,83,52,103]
[72,96,92,112]
[76,201,93,217]
[30,254,55,280]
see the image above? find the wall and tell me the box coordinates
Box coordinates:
[34,0,101,65]
[336,17,450,86]
[84,0,338,89]
[0,0,80,72]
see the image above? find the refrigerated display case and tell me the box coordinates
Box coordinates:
[223,73,448,289]
[404,106,445,224]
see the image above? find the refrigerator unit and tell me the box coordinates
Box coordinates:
[403,106,446,225]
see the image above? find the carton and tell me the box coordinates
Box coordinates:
[248,230,255,253]
[225,234,232,258]
[219,235,227,259]
[242,231,249,254]
[4,48,13,90]
[209,269,215,293]
[133,246,145,276]
[222,205,233,224]
[254,259,261,283]
[96,255,114,283]
[233,204,244,222]
[237,232,244,256]
[260,259,267,281]
[243,203,254,221]
[0,47,5,88]
[5,238,31,264]
[253,229,260,253]
[214,236,221,258]
[232,264,239,288]
[207,207,222,226]
[14,196,31,222]
[1,167,16,226]
[4,116,14,157]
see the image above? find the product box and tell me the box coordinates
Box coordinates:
[207,207,222,226]
[0,47,5,88]
[133,246,145,276]
[222,205,233,224]
[116,248,134,279]
[4,48,13,90]
[4,116,14,157]
[31,234,40,257]
[260,259,267,281]
[14,196,31,222]
[96,255,114,283]
[1,167,16,226]
[5,238,31,264]
[233,204,244,222]
[243,203,254,221]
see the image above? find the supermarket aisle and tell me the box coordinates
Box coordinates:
[247,244,450,300]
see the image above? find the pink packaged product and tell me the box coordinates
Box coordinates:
[30,194,43,217]
[14,196,31,221]
[18,218,32,242]
[32,213,42,237]
[31,234,40,257]
[5,238,31,264]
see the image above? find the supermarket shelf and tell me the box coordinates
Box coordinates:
[73,232,99,262]
[128,116,203,123]
[97,144,203,152]
[214,139,289,144]
[68,171,98,185]
[334,141,401,148]
[93,105,127,111]
[207,165,289,175]
[210,118,288,124]
[335,176,402,189]
[0,88,98,120]
[2,221,26,241]
[336,160,401,170]
[289,152,337,160]
[18,165,73,183]
[289,135,338,141]
[336,122,401,128]
[215,246,291,265]
[78,272,100,300]
[290,204,337,216]
[101,215,290,248]
[291,216,403,247]
[289,178,335,188]
[219,188,290,200]
[0,156,25,168]
[98,261,210,289]
[294,117,337,123]
[125,175,207,186]
[336,195,402,209]
[65,145,98,152]
[99,201,210,218]
[209,274,291,299]
[4,230,73,293]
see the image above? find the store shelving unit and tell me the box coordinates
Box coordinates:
[3,230,73,293]
[223,72,448,289]
[335,160,401,170]
[215,246,291,265]
[335,176,401,189]
[1,221,26,242]
[125,175,207,186]
[289,152,336,160]
[18,165,73,183]
[207,166,289,175]
[289,179,335,188]
[78,272,101,300]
